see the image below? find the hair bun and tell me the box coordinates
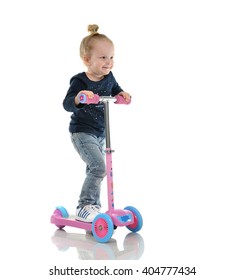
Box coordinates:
[87,24,99,35]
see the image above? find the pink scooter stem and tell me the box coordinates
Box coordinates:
[106,147,114,212]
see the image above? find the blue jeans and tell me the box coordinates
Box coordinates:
[70,132,106,209]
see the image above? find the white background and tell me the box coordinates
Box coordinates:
[0,0,244,279]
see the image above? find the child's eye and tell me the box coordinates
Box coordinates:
[99,56,114,60]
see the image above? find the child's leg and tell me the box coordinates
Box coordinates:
[71,132,106,209]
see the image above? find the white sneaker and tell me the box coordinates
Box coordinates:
[76,205,100,223]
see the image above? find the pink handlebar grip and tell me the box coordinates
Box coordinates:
[78,93,100,104]
[114,95,131,105]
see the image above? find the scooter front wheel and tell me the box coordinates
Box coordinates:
[124,206,143,232]
[92,213,114,243]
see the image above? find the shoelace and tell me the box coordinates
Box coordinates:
[91,205,101,212]
[80,204,101,214]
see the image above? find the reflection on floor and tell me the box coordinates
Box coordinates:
[51,229,144,260]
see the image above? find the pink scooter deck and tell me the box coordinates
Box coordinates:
[51,209,92,231]
[50,208,135,231]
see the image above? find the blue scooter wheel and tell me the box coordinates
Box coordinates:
[52,206,68,229]
[92,213,114,243]
[56,206,69,218]
[124,206,143,232]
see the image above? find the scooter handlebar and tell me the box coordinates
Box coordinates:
[78,93,131,105]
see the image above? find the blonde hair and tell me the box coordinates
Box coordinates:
[80,24,114,60]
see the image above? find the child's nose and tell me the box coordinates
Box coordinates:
[105,58,111,64]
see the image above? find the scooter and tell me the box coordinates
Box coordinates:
[50,94,143,243]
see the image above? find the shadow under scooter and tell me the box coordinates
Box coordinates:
[51,229,144,260]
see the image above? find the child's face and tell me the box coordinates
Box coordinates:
[86,40,114,78]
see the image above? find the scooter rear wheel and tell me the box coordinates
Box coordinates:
[53,206,69,229]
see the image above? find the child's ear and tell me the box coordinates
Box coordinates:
[83,55,90,66]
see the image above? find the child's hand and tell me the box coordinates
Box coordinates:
[119,91,131,102]
[75,90,94,105]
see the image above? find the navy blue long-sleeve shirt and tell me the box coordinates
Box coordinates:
[63,72,123,137]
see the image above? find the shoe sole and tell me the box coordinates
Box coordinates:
[75,216,93,223]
